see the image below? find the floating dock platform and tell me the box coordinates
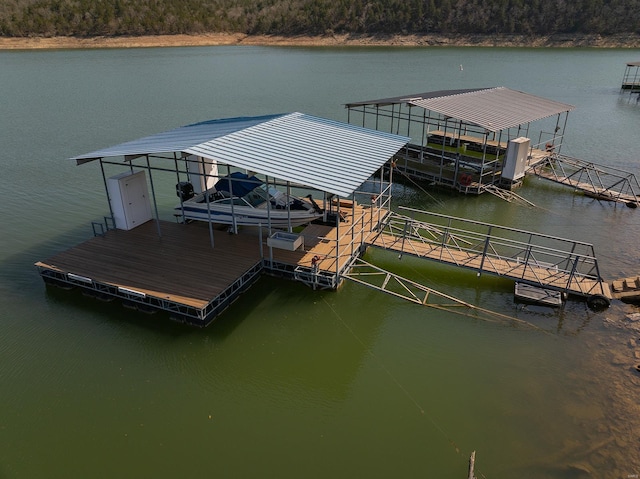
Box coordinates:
[38,200,623,325]
[514,282,564,307]
[36,221,264,325]
[36,202,387,326]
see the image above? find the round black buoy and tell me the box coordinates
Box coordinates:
[587,294,611,311]
[626,201,638,209]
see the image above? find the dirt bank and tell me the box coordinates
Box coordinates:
[1,33,639,50]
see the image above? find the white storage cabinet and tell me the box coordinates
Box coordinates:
[107,170,153,230]
[502,137,531,181]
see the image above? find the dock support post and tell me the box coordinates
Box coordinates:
[468,450,477,479]
[399,218,410,259]
[477,226,492,276]
[146,155,162,238]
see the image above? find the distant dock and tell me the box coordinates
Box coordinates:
[621,61,640,91]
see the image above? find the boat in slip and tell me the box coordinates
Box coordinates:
[175,171,324,228]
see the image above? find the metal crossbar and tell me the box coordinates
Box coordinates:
[481,184,536,207]
[342,258,545,328]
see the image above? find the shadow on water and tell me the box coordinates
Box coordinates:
[37,269,287,339]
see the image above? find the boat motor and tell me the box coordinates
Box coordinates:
[176,182,194,201]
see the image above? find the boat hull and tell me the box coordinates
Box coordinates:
[175,203,322,228]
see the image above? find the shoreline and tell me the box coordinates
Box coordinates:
[1,33,639,50]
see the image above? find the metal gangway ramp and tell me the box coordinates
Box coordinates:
[342,258,547,328]
[529,154,640,208]
[366,207,611,308]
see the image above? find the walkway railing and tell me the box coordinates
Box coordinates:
[368,207,607,298]
[293,199,390,290]
[530,154,640,207]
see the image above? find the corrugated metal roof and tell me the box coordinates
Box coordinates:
[408,87,574,132]
[72,112,409,198]
[344,88,487,107]
[72,114,283,162]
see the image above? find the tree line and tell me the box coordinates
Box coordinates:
[1,0,639,38]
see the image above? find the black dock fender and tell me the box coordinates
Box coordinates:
[587,294,611,311]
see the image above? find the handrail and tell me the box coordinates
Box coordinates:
[378,210,604,295]
[398,206,597,247]
[531,154,640,205]
[386,215,598,264]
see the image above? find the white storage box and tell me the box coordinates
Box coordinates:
[267,231,304,251]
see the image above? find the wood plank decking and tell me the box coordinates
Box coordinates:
[35,203,387,323]
[269,203,386,276]
[36,220,264,311]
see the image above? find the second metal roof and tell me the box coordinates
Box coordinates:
[347,87,575,133]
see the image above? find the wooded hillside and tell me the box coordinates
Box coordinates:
[1,0,639,38]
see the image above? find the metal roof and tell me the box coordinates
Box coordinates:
[345,87,574,133]
[72,112,410,198]
[408,87,575,132]
[72,114,283,162]
[344,89,486,107]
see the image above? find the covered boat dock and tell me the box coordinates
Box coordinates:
[346,87,639,207]
[346,87,574,193]
[37,110,624,326]
[36,112,409,326]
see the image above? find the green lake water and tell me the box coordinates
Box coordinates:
[1,46,639,478]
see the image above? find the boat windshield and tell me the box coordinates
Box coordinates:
[244,186,269,207]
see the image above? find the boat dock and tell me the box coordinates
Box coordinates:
[35,109,630,326]
[346,87,640,206]
[347,87,575,195]
[621,61,640,91]
[36,201,390,326]
[38,198,616,325]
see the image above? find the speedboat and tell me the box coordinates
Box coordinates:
[175,172,324,228]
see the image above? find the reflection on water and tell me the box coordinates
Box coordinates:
[1,46,639,478]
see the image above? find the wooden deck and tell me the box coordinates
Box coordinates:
[36,220,264,311]
[36,203,386,323]
[268,202,387,278]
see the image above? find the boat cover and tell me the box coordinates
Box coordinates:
[214,172,262,197]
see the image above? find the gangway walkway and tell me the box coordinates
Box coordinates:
[365,207,611,309]
[529,154,639,208]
